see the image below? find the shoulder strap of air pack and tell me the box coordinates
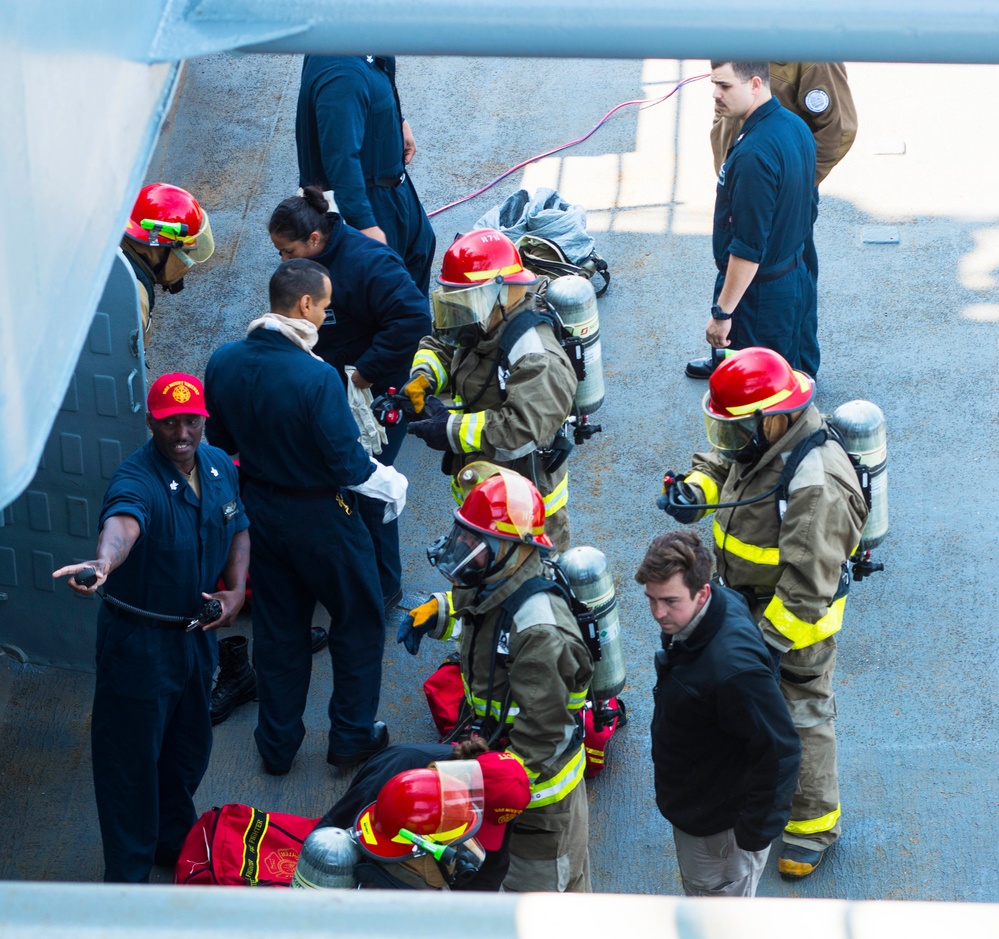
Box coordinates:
[495,306,586,387]
[775,424,871,523]
[498,567,602,663]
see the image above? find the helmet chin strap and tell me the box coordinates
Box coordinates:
[733,417,770,465]
[481,541,530,585]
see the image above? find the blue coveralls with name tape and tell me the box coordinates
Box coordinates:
[713,96,817,372]
[92,438,247,882]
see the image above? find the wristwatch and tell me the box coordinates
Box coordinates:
[710,303,733,321]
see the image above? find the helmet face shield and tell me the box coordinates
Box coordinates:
[431,280,508,343]
[427,760,485,842]
[428,523,501,588]
[182,212,215,263]
[703,411,760,453]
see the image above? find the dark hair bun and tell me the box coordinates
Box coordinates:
[301,185,329,214]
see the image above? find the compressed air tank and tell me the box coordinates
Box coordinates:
[291,827,360,889]
[545,275,605,415]
[558,545,625,699]
[830,400,888,550]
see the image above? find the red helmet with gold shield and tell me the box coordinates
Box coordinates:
[432,230,539,346]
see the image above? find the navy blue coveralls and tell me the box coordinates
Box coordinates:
[296,55,437,297]
[92,438,247,883]
[313,212,431,603]
[713,98,817,372]
[204,327,385,773]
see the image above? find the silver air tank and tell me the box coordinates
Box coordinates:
[544,275,605,415]
[830,400,889,550]
[559,545,625,699]
[291,827,360,889]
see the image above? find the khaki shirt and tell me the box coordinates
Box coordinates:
[711,63,858,185]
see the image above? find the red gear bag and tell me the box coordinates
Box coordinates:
[175,804,319,886]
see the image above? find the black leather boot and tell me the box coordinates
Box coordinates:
[211,635,257,726]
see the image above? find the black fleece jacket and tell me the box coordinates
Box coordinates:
[650,585,801,850]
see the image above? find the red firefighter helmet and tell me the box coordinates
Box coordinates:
[354,763,483,861]
[702,347,814,452]
[438,229,538,287]
[124,183,214,262]
[457,470,553,550]
[705,347,814,420]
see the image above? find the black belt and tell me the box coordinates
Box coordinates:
[105,603,191,630]
[754,247,804,284]
[366,173,405,189]
[244,476,342,499]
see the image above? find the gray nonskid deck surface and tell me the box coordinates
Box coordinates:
[2,55,998,899]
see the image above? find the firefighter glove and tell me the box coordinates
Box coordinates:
[657,470,701,524]
[406,396,452,451]
[397,592,451,655]
[402,373,434,420]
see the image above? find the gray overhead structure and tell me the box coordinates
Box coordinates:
[3,0,999,512]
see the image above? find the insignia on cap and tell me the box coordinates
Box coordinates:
[805,89,830,113]
[170,382,193,404]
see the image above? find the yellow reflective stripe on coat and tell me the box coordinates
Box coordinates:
[785,804,841,835]
[568,689,587,711]
[462,675,520,721]
[765,594,847,649]
[543,474,568,516]
[438,591,458,640]
[684,471,719,512]
[411,349,448,392]
[527,744,586,807]
[714,520,780,566]
[458,411,486,453]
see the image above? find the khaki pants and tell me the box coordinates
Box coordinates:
[503,780,591,892]
[780,636,840,850]
[672,826,770,897]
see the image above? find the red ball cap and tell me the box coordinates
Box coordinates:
[475,751,531,851]
[147,373,210,420]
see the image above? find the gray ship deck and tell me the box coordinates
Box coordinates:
[2,55,998,901]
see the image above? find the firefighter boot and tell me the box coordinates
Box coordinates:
[778,843,826,880]
[211,636,257,725]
